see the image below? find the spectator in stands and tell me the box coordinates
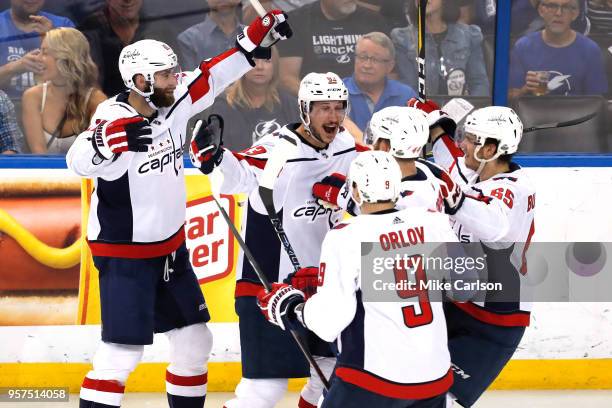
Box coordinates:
[78,0,177,96]
[509,0,608,98]
[587,0,612,33]
[206,49,298,150]
[0,0,75,101]
[392,0,490,97]
[474,0,589,36]
[343,32,416,131]
[356,0,408,28]
[586,0,612,97]
[40,0,106,27]
[0,89,22,153]
[278,0,387,95]
[242,0,317,24]
[178,0,243,70]
[21,27,106,154]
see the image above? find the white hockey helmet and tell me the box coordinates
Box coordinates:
[298,72,349,128]
[366,106,429,158]
[463,106,523,163]
[348,150,402,205]
[119,39,178,97]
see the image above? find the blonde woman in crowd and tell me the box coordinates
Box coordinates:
[22,27,106,154]
[207,48,298,150]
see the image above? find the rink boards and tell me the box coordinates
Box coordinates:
[1,155,611,391]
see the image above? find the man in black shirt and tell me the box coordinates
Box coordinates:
[278,0,387,94]
[78,0,178,96]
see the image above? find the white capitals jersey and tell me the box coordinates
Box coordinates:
[67,48,252,258]
[303,207,456,399]
[432,134,536,327]
[396,159,445,212]
[218,124,368,296]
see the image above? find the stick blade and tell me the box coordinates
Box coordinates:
[523,111,598,133]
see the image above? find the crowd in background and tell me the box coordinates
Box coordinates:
[0,0,611,155]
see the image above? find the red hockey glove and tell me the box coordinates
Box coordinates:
[427,162,465,215]
[189,115,224,175]
[284,267,319,300]
[91,116,152,160]
[408,98,457,137]
[257,283,304,330]
[237,10,292,54]
[313,173,350,210]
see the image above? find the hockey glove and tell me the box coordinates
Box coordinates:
[257,283,305,331]
[428,163,465,215]
[91,116,152,160]
[189,114,224,175]
[237,10,292,55]
[284,267,319,300]
[313,173,350,210]
[408,98,457,137]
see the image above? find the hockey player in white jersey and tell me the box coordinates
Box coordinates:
[190,72,368,408]
[365,106,447,212]
[66,12,292,408]
[312,106,455,214]
[257,150,456,407]
[409,98,536,407]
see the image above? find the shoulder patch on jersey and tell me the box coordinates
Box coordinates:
[232,152,267,169]
[239,145,267,156]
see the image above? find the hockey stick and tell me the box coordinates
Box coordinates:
[523,111,597,133]
[259,134,301,273]
[209,159,330,391]
[209,169,272,290]
[257,135,331,391]
[417,0,428,103]
[248,0,267,17]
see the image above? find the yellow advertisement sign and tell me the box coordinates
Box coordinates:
[78,173,243,325]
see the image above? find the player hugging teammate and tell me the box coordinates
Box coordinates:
[253,94,535,407]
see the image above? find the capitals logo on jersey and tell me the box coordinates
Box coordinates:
[137,135,183,176]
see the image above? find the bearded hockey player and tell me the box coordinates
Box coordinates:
[66,11,292,408]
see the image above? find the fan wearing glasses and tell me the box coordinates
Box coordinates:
[342,32,417,133]
[509,0,608,97]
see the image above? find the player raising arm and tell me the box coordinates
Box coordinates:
[190,72,368,408]
[66,11,291,408]
[411,99,536,407]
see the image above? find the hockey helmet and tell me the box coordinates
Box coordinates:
[119,39,178,97]
[366,106,429,158]
[463,106,523,163]
[298,72,349,128]
[348,150,402,205]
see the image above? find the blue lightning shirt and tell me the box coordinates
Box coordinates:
[509,31,608,96]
